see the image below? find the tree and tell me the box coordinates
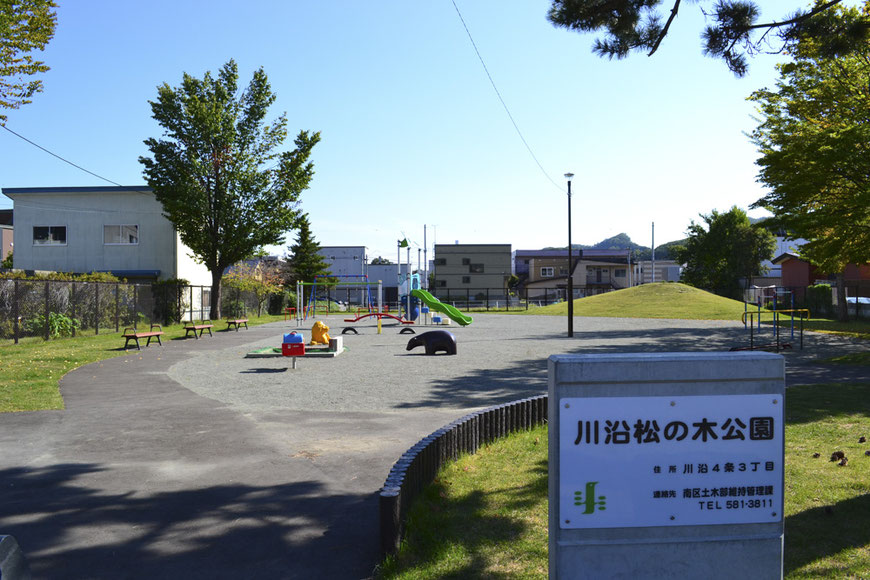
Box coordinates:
[673,206,776,299]
[223,261,282,317]
[1,251,11,269]
[371,256,393,265]
[749,5,869,320]
[140,59,320,319]
[547,0,869,76]
[283,215,332,301]
[0,0,57,123]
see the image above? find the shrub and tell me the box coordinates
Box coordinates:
[23,312,81,338]
[152,279,189,325]
[806,284,833,318]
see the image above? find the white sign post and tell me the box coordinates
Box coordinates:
[549,353,785,579]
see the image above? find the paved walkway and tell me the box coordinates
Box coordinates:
[0,315,866,579]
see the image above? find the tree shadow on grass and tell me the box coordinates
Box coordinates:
[0,463,376,580]
[386,458,548,578]
[784,494,870,576]
[785,384,870,425]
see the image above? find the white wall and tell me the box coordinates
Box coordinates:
[4,187,204,281]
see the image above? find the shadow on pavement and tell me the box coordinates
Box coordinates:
[1,463,376,580]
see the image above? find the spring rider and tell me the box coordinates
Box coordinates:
[311,321,331,345]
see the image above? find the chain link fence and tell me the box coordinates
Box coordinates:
[0,279,270,345]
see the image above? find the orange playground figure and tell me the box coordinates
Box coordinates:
[310,321,331,345]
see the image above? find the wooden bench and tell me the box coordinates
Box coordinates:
[122,324,164,350]
[184,321,214,339]
[226,318,249,331]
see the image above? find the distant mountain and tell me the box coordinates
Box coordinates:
[593,233,646,251]
[544,232,685,261]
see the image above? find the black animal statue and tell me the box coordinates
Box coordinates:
[406,330,457,355]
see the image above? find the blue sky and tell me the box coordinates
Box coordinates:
[0,1,815,261]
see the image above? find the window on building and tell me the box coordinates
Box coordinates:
[559,267,568,276]
[434,258,446,266]
[615,268,626,278]
[461,258,471,266]
[462,276,471,284]
[541,267,554,277]
[469,264,484,273]
[33,226,66,245]
[104,225,139,245]
[436,280,447,287]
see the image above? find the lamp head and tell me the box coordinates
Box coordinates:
[564,172,574,182]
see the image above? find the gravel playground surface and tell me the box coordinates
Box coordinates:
[0,313,866,579]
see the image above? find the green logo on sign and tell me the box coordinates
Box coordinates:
[574,481,607,514]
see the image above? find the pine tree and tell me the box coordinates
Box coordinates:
[284,215,332,301]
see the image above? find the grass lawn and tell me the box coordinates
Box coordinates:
[0,314,285,413]
[379,384,870,579]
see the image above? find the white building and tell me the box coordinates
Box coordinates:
[2,186,210,284]
[318,245,368,304]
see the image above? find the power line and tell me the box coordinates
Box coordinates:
[1,124,124,187]
[450,0,563,192]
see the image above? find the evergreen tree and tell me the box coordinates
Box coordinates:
[548,0,869,77]
[284,215,332,301]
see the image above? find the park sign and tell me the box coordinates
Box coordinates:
[548,353,785,580]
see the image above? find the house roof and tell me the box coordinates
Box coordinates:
[2,186,153,195]
[771,252,806,265]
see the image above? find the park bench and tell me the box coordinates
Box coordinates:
[225,318,248,331]
[184,321,214,339]
[122,324,164,350]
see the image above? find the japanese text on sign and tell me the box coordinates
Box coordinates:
[559,394,783,529]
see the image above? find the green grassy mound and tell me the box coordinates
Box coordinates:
[529,282,748,321]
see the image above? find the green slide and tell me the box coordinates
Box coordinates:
[411,289,474,326]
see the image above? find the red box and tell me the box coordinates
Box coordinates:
[282,343,305,356]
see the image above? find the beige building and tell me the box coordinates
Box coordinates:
[432,244,512,299]
[523,249,632,300]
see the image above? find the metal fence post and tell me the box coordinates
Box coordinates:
[13,279,19,344]
[94,283,100,335]
[71,282,77,338]
[43,280,50,341]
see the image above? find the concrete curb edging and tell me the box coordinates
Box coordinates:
[378,394,549,558]
[0,535,31,580]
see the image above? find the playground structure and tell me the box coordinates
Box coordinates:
[734,308,811,352]
[411,289,473,326]
[295,278,383,326]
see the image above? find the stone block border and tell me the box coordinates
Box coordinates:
[379,395,549,557]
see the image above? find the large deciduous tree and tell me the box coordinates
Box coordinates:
[749,5,869,320]
[140,59,320,319]
[547,0,869,76]
[673,206,776,299]
[0,0,57,123]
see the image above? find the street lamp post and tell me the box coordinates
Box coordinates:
[565,172,574,338]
